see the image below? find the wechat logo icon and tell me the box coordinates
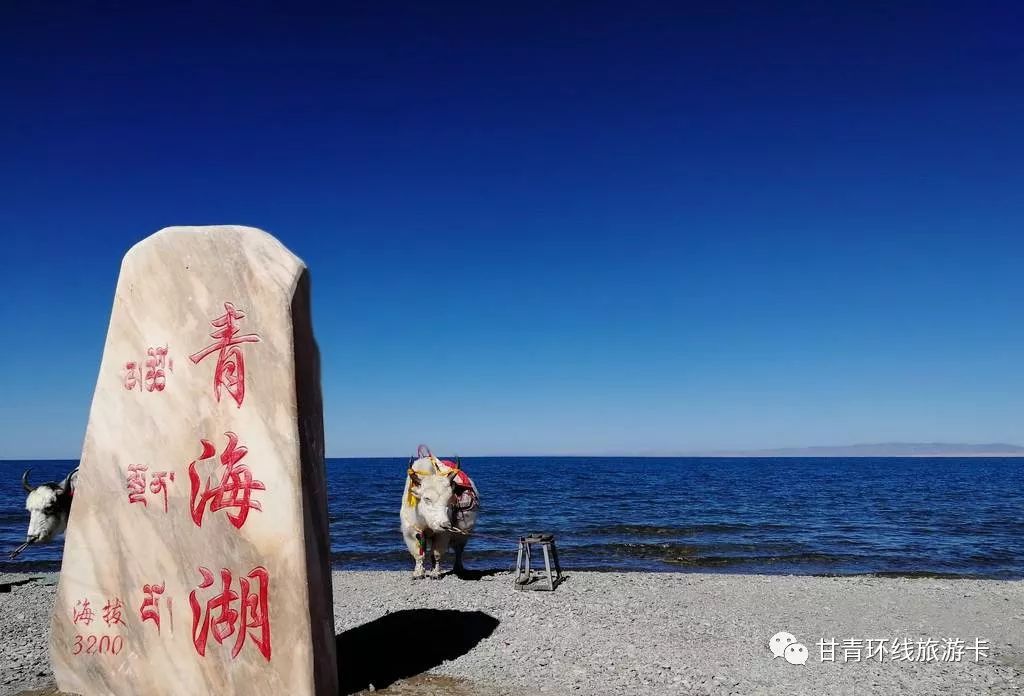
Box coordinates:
[769,631,809,665]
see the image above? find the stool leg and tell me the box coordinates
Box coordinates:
[524,543,532,585]
[515,541,525,585]
[550,541,562,581]
[542,544,554,591]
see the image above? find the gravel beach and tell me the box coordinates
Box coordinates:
[1,571,1021,695]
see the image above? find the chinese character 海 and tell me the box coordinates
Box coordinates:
[189,303,261,407]
[188,432,265,529]
[189,566,271,661]
[72,599,95,626]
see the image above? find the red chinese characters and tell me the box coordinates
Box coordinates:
[72,599,95,626]
[188,432,265,529]
[189,303,261,407]
[140,582,170,633]
[126,465,176,512]
[111,302,275,666]
[189,566,271,661]
[122,345,172,392]
[70,596,126,656]
[102,598,126,627]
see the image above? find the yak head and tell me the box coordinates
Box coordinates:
[408,465,459,533]
[23,468,77,544]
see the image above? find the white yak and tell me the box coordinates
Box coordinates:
[400,447,479,579]
[11,467,78,559]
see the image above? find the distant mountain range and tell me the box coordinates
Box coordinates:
[690,442,1024,457]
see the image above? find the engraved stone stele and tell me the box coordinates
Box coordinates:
[51,226,337,696]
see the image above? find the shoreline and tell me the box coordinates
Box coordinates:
[2,571,1022,695]
[4,565,1022,581]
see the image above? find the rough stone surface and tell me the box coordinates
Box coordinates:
[4,571,1020,695]
[48,226,335,695]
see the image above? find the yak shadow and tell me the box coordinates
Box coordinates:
[452,567,505,581]
[336,608,499,694]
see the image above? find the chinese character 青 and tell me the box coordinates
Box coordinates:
[189,303,261,407]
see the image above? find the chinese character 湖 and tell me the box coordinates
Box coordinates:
[189,565,271,661]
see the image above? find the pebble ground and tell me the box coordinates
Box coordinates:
[2,571,1022,695]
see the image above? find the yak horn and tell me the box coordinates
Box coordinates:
[21,469,33,493]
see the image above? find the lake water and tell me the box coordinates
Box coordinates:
[2,457,1022,578]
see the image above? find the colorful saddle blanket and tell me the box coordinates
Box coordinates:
[406,450,480,517]
[439,459,479,516]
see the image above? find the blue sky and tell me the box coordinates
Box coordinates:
[1,2,1021,457]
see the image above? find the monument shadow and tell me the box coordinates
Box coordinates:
[336,609,499,694]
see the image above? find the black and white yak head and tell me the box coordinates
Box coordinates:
[21,468,78,546]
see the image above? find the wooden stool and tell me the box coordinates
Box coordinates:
[514,533,562,591]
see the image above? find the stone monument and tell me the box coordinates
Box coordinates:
[50,226,337,695]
